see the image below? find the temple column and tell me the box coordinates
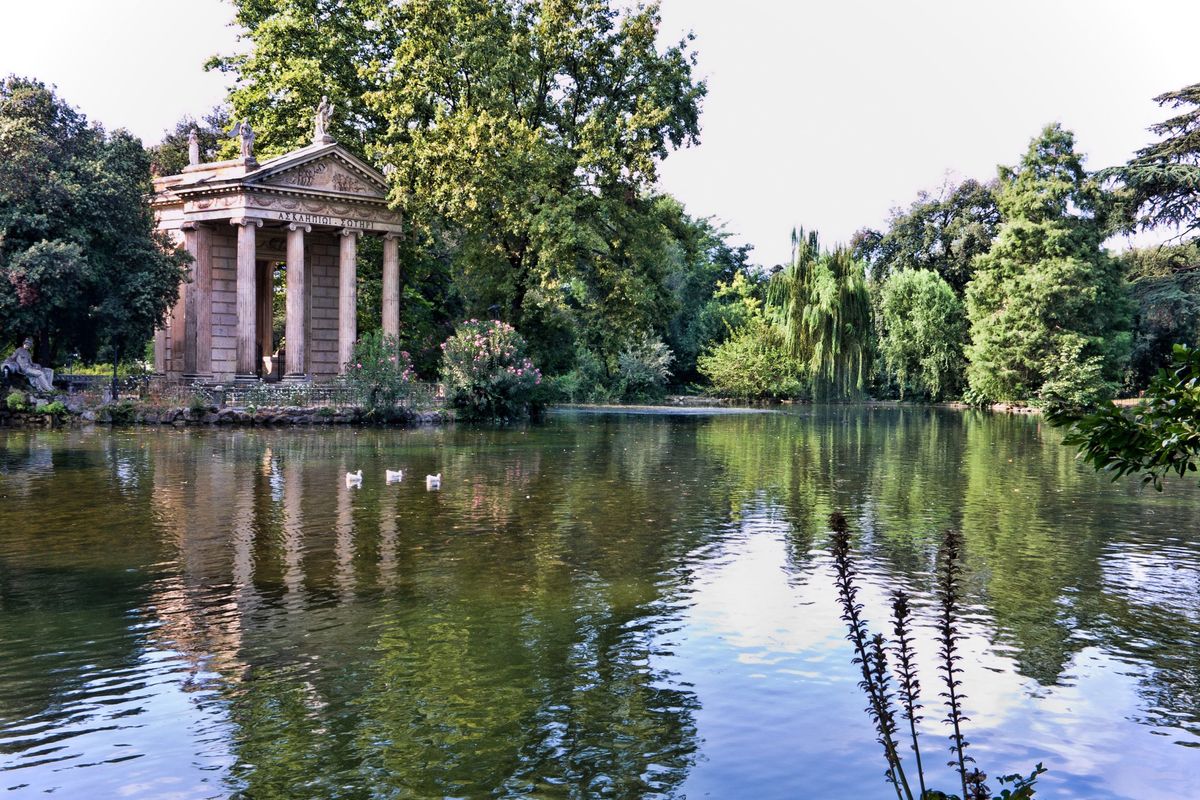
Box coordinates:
[338,229,360,371]
[168,282,186,375]
[153,328,166,375]
[183,223,212,381]
[381,232,401,338]
[232,217,263,382]
[284,223,311,382]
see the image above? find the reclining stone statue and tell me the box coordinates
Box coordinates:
[2,338,55,393]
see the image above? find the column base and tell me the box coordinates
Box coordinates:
[182,373,213,385]
[282,373,310,384]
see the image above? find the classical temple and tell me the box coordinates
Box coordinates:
[151,103,403,383]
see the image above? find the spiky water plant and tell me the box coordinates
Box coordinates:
[829,512,914,800]
[828,514,1046,800]
[936,528,972,800]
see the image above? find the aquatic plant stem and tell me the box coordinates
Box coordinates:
[891,590,927,800]
[937,528,972,800]
[829,512,914,800]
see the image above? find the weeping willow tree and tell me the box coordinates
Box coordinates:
[769,228,873,399]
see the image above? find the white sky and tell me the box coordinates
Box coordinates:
[2,0,1198,265]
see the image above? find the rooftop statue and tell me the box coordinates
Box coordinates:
[2,338,55,394]
[228,120,256,161]
[314,96,334,144]
[187,128,200,166]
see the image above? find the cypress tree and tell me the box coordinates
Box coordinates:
[965,124,1130,408]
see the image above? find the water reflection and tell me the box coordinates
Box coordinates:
[0,411,1197,798]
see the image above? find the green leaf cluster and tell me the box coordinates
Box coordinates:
[1056,343,1200,490]
[697,316,802,400]
[441,319,541,419]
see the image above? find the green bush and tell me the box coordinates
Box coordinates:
[616,334,674,402]
[344,331,415,420]
[698,319,804,400]
[545,346,615,404]
[441,319,541,419]
[99,400,137,424]
[41,400,67,416]
[6,390,27,412]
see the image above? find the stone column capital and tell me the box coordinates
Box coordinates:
[383,231,403,242]
[181,221,201,232]
[339,228,364,239]
[230,217,264,228]
[287,222,312,233]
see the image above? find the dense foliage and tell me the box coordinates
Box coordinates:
[697,317,801,400]
[965,124,1131,409]
[1119,242,1200,390]
[615,334,674,403]
[442,320,541,419]
[854,178,1000,294]
[344,331,415,420]
[877,270,967,400]
[0,76,188,369]
[1056,344,1200,490]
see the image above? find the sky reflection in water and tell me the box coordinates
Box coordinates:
[0,407,1197,798]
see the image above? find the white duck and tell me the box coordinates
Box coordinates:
[345,469,363,487]
[385,469,404,483]
[425,473,442,490]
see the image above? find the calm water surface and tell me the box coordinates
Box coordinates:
[0,408,1197,798]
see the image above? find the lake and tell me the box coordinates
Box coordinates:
[0,407,1197,798]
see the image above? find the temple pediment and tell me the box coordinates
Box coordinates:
[247,146,389,200]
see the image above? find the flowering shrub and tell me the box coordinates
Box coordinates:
[344,331,415,419]
[441,319,541,419]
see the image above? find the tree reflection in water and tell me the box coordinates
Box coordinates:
[0,411,1198,799]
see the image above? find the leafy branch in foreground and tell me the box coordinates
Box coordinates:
[1051,343,1200,490]
[828,513,1046,799]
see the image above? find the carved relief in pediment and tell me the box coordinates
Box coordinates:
[259,158,385,198]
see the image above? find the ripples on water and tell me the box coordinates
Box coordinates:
[0,408,1198,798]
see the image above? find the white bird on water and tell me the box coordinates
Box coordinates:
[346,469,363,487]
[425,473,441,490]
[385,469,404,483]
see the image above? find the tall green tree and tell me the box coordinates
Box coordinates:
[853,178,1000,294]
[770,229,872,398]
[659,199,751,382]
[364,0,705,367]
[0,76,188,367]
[1100,81,1200,238]
[210,0,706,374]
[877,269,967,400]
[965,124,1131,408]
